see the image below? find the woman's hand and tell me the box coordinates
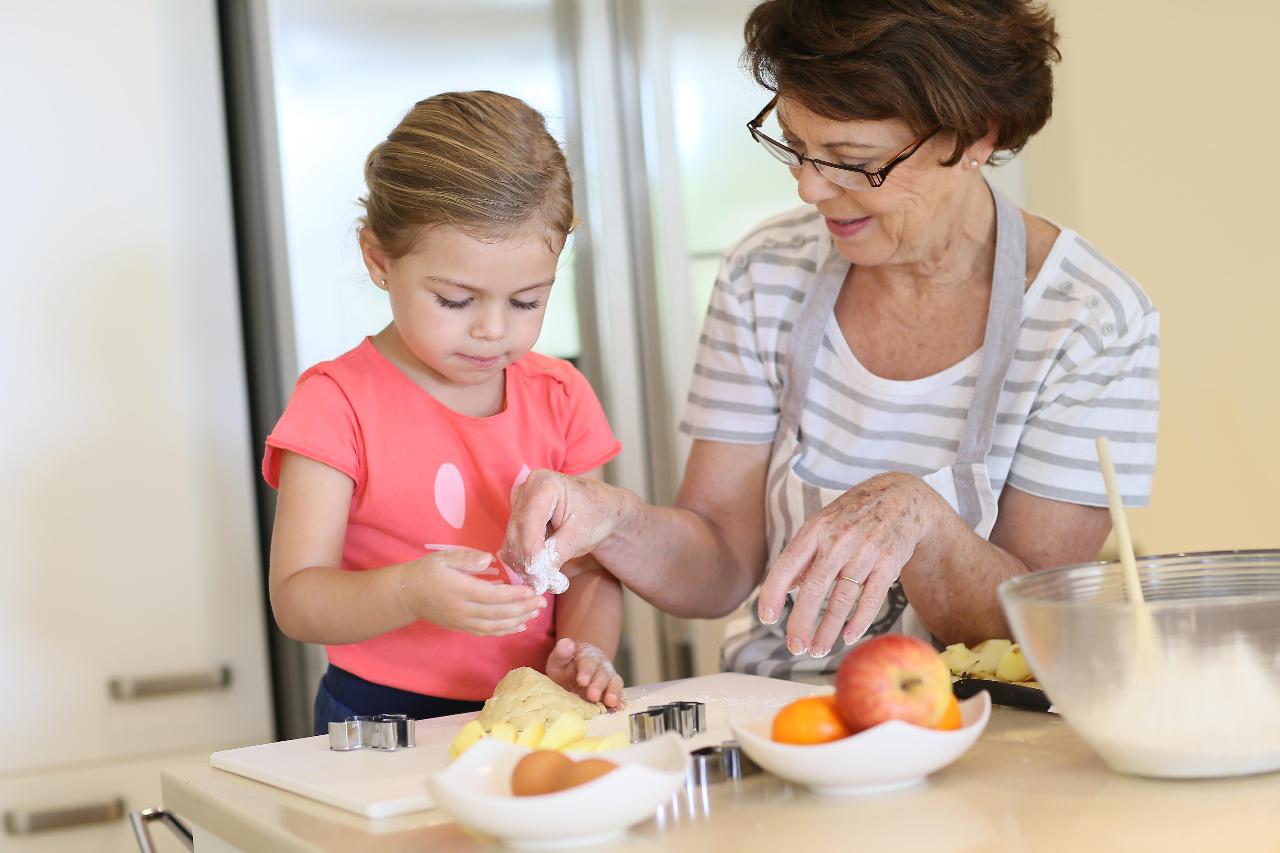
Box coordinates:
[397,548,547,637]
[758,472,946,658]
[500,470,635,578]
[544,637,624,708]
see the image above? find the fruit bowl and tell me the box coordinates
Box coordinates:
[728,691,990,796]
[999,549,1280,779]
[426,734,687,848]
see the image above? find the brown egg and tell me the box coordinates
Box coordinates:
[510,750,573,797]
[556,757,618,792]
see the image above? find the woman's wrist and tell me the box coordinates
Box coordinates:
[587,484,647,574]
[902,474,959,568]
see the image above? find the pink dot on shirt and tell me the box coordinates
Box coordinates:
[434,463,466,529]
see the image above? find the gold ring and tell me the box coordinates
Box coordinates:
[838,574,862,587]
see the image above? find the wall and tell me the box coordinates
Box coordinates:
[1022,0,1280,555]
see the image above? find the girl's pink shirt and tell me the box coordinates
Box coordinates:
[263,338,621,701]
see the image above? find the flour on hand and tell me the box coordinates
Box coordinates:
[525,538,570,596]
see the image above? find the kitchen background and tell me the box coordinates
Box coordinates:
[2,0,1276,850]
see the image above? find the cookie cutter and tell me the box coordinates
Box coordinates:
[629,701,706,742]
[689,740,759,785]
[327,714,416,751]
[654,740,763,829]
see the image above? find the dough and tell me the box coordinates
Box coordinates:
[477,667,606,730]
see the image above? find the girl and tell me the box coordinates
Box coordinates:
[263,91,625,733]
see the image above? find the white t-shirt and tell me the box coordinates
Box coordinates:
[680,206,1160,513]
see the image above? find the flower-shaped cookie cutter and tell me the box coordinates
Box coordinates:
[327,714,416,752]
[628,700,706,742]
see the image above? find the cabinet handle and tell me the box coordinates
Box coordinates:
[3,797,125,835]
[108,665,233,701]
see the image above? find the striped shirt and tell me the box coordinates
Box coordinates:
[680,206,1160,511]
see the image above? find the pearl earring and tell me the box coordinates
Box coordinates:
[969,158,979,169]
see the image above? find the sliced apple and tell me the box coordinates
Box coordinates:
[540,712,587,751]
[489,722,517,743]
[595,731,630,752]
[450,720,487,758]
[562,736,602,753]
[940,643,980,677]
[515,721,545,748]
[965,639,1013,678]
[995,644,1032,682]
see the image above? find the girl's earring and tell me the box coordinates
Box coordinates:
[379,279,387,289]
[969,158,980,169]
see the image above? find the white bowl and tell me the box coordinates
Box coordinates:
[1000,550,1280,779]
[426,734,688,849]
[729,691,991,796]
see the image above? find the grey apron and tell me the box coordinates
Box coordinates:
[723,180,1027,680]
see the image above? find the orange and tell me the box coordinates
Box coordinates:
[935,694,962,731]
[771,695,853,745]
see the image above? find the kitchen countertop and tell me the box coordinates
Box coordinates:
[161,698,1280,852]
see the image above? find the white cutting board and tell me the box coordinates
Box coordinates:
[210,672,820,818]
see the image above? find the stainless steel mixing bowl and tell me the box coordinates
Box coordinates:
[998,549,1280,779]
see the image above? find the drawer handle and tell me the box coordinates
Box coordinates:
[3,797,125,835]
[108,664,233,701]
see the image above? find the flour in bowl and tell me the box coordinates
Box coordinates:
[1068,634,1280,778]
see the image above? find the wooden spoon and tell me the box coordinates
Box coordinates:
[1095,436,1157,661]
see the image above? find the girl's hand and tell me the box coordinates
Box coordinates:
[757,472,945,658]
[500,470,635,579]
[544,637,624,709]
[398,548,547,637]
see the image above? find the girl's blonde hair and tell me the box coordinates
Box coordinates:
[359,91,574,258]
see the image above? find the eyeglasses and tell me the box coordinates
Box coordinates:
[747,96,938,191]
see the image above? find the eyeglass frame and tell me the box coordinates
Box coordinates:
[746,95,939,189]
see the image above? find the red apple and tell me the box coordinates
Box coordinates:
[835,634,953,733]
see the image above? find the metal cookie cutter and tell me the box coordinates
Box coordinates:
[689,740,760,786]
[629,701,707,742]
[327,714,416,751]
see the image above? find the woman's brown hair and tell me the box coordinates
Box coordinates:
[742,0,1061,165]
[359,91,574,258]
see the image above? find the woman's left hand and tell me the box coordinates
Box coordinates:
[757,472,945,659]
[544,637,624,709]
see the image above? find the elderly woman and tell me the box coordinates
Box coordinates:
[503,0,1158,680]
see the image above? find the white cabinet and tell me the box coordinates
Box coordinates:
[1,750,211,853]
[0,0,274,849]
